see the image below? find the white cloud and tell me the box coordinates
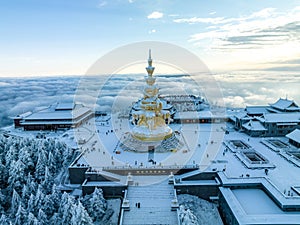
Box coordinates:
[148,29,156,34]
[168,14,179,17]
[174,17,225,24]
[128,0,134,3]
[147,11,164,19]
[177,7,300,71]
[97,1,107,8]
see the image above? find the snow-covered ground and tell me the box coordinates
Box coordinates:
[68,115,226,170]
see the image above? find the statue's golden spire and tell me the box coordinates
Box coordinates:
[146,49,155,76]
[131,50,173,142]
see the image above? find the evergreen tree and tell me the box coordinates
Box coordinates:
[41,167,53,194]
[35,149,47,183]
[0,160,7,189]
[5,145,18,166]
[27,194,35,214]
[8,159,26,193]
[47,151,56,175]
[58,193,74,225]
[37,209,47,225]
[11,189,21,215]
[19,146,35,174]
[49,213,60,225]
[0,189,6,213]
[27,213,39,225]
[21,184,30,202]
[70,200,93,225]
[0,214,10,225]
[50,184,61,210]
[0,135,111,225]
[26,174,37,195]
[41,194,55,218]
[14,203,27,225]
[34,185,45,215]
[85,188,107,221]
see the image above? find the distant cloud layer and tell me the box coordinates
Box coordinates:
[0,72,299,128]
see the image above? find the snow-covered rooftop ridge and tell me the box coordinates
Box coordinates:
[242,120,267,131]
[245,106,268,114]
[257,112,300,123]
[12,111,32,119]
[270,98,300,111]
[286,129,300,143]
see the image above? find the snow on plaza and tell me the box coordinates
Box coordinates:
[1,52,300,225]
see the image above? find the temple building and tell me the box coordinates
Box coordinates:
[12,102,93,130]
[230,98,300,136]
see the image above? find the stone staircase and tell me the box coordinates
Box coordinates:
[122,180,178,225]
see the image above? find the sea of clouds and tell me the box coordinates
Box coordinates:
[0,71,299,128]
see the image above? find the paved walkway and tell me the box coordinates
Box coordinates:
[122,179,178,225]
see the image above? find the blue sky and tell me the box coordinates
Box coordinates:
[1,0,299,76]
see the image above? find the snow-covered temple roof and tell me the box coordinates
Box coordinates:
[286,129,300,144]
[242,120,267,131]
[245,106,268,115]
[269,98,300,112]
[257,113,300,123]
[23,105,91,121]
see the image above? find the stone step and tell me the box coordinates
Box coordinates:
[122,180,178,225]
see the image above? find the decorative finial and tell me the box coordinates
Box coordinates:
[146,49,154,76]
[148,49,152,67]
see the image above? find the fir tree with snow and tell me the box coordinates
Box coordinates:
[83,187,107,222]
[70,200,93,225]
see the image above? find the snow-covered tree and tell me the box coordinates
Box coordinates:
[27,213,39,225]
[58,193,75,225]
[21,184,30,202]
[14,203,27,225]
[27,194,35,214]
[83,188,107,221]
[5,145,18,166]
[0,189,6,213]
[34,185,45,214]
[41,167,54,194]
[37,209,47,225]
[70,200,93,225]
[8,159,26,193]
[0,160,7,189]
[35,149,47,183]
[0,214,10,225]
[11,189,21,215]
[49,213,60,225]
[0,134,105,224]
[19,146,35,174]
[26,174,37,195]
[41,194,55,218]
[179,205,199,225]
[50,184,61,211]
